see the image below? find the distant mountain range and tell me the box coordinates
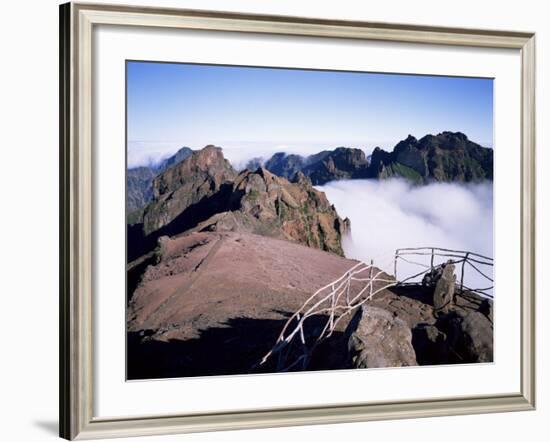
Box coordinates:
[258,147,370,185]
[254,131,493,185]
[368,132,493,183]
[127,132,493,219]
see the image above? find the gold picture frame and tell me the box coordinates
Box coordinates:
[59,2,536,439]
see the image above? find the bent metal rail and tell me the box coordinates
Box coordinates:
[256,261,397,372]
[394,247,494,299]
[257,247,493,372]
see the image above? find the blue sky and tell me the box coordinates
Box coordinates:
[127,61,493,168]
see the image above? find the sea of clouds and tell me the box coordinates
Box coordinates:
[317,179,494,294]
[128,141,494,295]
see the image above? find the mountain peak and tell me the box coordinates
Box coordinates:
[192,145,226,168]
[155,146,193,172]
[438,131,468,139]
[369,132,492,183]
[142,146,237,234]
[262,147,368,185]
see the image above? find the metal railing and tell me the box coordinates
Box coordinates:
[394,247,493,299]
[257,247,493,372]
[256,261,397,372]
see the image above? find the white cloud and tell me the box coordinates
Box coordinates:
[318,179,494,295]
[127,141,184,169]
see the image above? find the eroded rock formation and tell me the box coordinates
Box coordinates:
[139,146,350,256]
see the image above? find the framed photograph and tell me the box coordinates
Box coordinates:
[59,2,536,440]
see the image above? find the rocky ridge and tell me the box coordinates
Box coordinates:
[256,132,493,185]
[134,145,349,256]
[142,146,237,235]
[369,131,493,183]
[259,147,369,185]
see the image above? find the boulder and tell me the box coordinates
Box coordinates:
[412,307,493,365]
[412,324,450,365]
[479,298,494,322]
[459,311,494,362]
[344,306,417,368]
[422,266,442,287]
[433,260,456,313]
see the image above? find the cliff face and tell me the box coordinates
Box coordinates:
[301,147,370,184]
[368,132,493,183]
[142,146,237,235]
[263,153,306,181]
[139,147,349,256]
[262,148,369,185]
[202,167,350,255]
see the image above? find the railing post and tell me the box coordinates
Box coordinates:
[345,276,350,306]
[430,247,434,270]
[329,287,335,330]
[369,260,374,297]
[394,250,398,279]
[461,252,469,293]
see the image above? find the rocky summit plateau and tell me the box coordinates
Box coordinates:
[127,230,493,379]
[127,133,494,379]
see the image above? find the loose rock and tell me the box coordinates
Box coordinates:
[344,305,417,368]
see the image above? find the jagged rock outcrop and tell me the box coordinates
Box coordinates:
[261,147,369,185]
[458,311,493,362]
[412,299,493,365]
[362,283,493,366]
[259,132,491,186]
[197,167,350,255]
[344,305,418,368]
[301,147,370,184]
[263,153,306,180]
[432,260,456,313]
[142,146,237,235]
[137,146,349,256]
[368,132,493,183]
[127,146,193,216]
